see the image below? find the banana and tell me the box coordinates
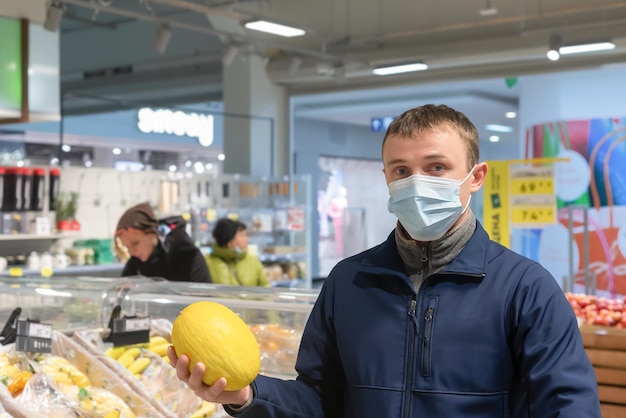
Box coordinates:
[127,357,151,375]
[105,346,128,360]
[148,336,168,347]
[147,343,169,357]
[47,370,72,385]
[70,370,91,388]
[103,409,121,418]
[116,348,142,368]
[189,401,216,418]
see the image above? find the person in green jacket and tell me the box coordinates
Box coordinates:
[205,218,269,287]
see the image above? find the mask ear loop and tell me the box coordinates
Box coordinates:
[459,165,477,213]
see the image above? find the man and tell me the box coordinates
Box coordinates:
[169,104,601,417]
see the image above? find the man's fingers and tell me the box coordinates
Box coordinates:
[187,361,207,390]
[175,353,191,381]
[167,345,178,367]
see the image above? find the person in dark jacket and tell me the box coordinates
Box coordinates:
[168,104,601,417]
[115,202,211,282]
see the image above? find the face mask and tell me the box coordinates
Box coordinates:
[387,168,474,241]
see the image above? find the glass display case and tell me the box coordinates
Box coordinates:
[108,279,320,379]
[0,276,320,380]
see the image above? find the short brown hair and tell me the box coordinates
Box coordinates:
[382,104,479,170]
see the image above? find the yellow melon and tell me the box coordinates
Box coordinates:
[171,301,260,391]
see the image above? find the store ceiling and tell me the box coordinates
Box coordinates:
[39,0,626,140]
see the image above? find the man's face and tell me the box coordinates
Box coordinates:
[382,129,486,228]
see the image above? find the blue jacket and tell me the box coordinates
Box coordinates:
[229,222,600,417]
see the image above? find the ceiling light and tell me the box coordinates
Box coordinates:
[61,144,71,152]
[112,147,121,155]
[560,41,615,55]
[244,20,305,37]
[43,1,65,32]
[547,34,561,61]
[373,62,428,76]
[154,25,172,53]
[505,111,517,119]
[489,135,500,142]
[486,123,513,133]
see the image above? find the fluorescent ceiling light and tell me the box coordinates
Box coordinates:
[489,135,500,142]
[373,63,428,75]
[560,41,615,55]
[244,20,305,37]
[485,123,513,133]
[505,111,517,118]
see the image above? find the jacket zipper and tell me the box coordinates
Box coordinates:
[422,298,437,376]
[403,296,418,418]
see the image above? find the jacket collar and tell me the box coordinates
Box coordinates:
[359,221,488,278]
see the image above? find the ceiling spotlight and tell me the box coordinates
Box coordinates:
[505,111,517,119]
[489,135,500,143]
[547,34,562,61]
[479,0,498,16]
[222,45,240,66]
[154,24,172,54]
[43,1,65,32]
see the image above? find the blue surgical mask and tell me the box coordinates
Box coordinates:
[387,168,474,241]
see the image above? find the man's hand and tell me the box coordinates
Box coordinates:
[167,345,252,406]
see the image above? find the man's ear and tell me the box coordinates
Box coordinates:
[470,162,488,193]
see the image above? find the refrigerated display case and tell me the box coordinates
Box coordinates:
[0,276,320,380]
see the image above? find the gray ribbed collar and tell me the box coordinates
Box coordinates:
[395,211,477,277]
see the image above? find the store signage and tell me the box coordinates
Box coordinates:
[370,116,396,132]
[137,107,214,146]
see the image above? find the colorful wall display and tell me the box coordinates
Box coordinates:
[514,118,626,298]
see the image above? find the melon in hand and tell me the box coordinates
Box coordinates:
[171,301,261,391]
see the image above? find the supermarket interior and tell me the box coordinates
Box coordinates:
[1,0,626,417]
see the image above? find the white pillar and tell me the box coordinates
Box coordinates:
[222,53,289,176]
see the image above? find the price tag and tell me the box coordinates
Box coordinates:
[8,267,22,277]
[15,320,52,353]
[40,267,53,277]
[206,208,217,222]
[510,177,554,195]
[511,207,556,224]
[111,316,150,346]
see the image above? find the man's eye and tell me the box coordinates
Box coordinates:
[395,167,408,176]
[433,165,444,172]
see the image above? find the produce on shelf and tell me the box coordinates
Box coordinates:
[249,323,301,376]
[33,354,135,418]
[74,326,210,417]
[1,343,136,418]
[565,292,626,327]
[171,301,261,391]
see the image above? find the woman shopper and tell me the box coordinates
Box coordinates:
[115,202,211,282]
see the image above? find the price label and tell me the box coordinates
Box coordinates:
[206,208,217,222]
[124,317,150,332]
[8,267,22,277]
[511,207,556,224]
[40,267,53,277]
[15,320,53,353]
[111,316,151,346]
[510,177,554,195]
[28,322,52,339]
